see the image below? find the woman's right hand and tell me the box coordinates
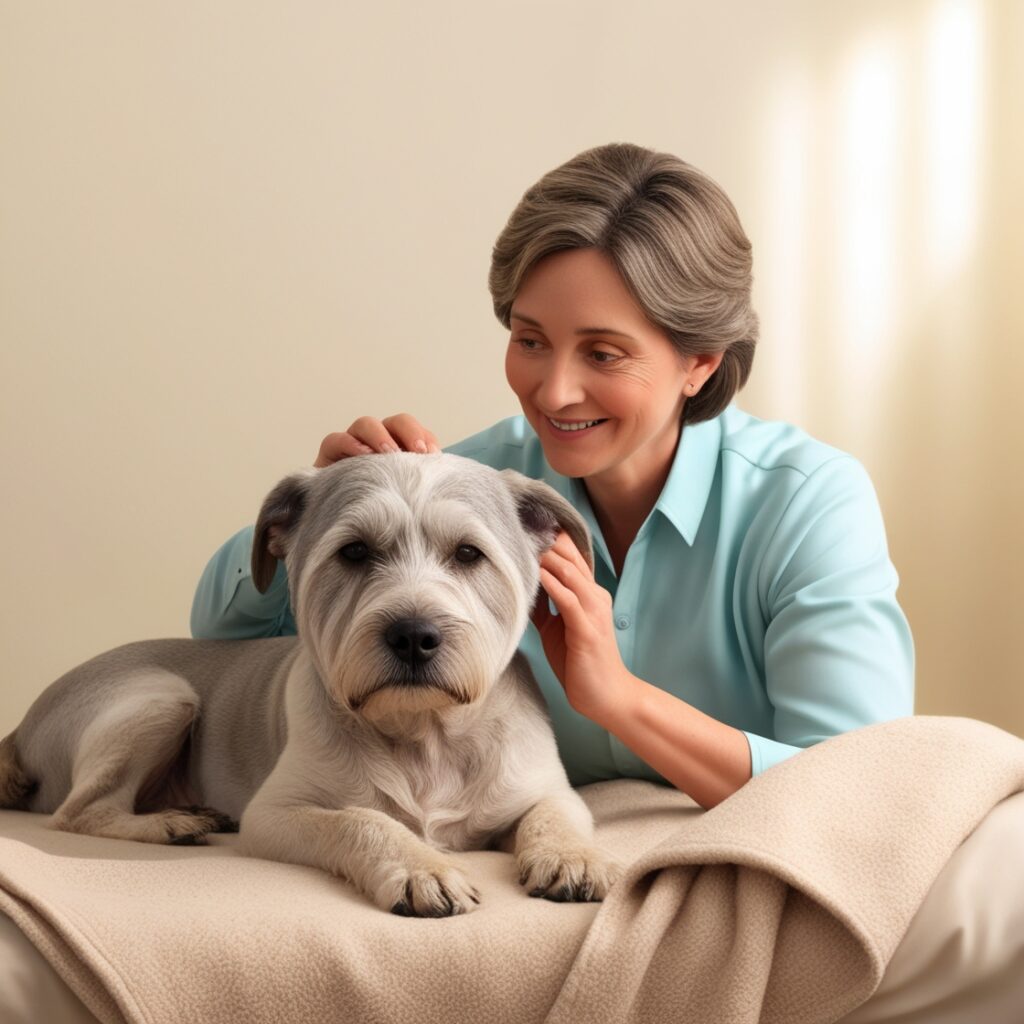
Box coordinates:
[313,414,441,468]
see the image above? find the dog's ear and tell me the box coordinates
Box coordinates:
[499,469,594,572]
[252,469,317,593]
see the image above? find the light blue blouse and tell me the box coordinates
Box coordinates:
[190,405,915,786]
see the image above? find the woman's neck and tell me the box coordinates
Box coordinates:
[583,437,679,576]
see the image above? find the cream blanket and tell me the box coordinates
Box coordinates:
[0,715,1021,1024]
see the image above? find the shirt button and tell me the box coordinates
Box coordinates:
[615,615,631,630]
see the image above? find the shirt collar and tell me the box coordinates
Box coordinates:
[653,412,723,546]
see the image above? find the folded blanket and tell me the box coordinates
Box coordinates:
[0,715,1021,1024]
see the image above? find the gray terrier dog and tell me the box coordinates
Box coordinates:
[0,453,624,916]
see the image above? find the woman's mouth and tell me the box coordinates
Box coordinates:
[544,416,608,439]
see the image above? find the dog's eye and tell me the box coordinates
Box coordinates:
[339,541,370,563]
[455,544,483,564]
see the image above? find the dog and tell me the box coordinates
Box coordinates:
[0,453,624,917]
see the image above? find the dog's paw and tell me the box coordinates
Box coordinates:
[380,861,482,918]
[182,805,240,833]
[517,845,625,902]
[161,807,224,845]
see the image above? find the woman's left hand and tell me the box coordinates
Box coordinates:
[530,531,639,725]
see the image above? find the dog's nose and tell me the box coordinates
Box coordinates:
[385,618,442,665]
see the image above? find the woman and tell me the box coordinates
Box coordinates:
[191,142,914,810]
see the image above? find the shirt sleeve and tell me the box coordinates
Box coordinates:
[741,455,915,776]
[190,524,297,639]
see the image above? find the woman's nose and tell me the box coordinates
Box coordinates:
[535,359,585,411]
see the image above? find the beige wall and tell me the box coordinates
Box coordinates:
[1,0,1021,738]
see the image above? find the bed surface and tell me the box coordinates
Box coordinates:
[2,719,1023,1024]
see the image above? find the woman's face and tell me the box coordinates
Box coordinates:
[504,247,709,488]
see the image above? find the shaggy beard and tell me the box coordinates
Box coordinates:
[325,614,508,715]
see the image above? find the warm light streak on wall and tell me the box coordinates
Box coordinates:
[761,69,812,422]
[924,0,983,286]
[835,33,903,396]
[758,0,984,445]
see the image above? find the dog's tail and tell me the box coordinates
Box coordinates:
[0,731,36,809]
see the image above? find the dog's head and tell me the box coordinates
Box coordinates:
[252,453,591,726]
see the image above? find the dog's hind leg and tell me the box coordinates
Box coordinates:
[50,673,219,845]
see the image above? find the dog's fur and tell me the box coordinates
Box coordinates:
[0,453,623,916]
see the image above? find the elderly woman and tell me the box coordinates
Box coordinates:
[191,141,914,810]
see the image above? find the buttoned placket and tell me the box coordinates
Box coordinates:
[569,478,659,777]
[606,516,658,775]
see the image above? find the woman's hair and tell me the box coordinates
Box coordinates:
[488,142,758,424]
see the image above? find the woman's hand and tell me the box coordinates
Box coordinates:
[313,414,441,468]
[530,530,640,726]
[532,532,752,809]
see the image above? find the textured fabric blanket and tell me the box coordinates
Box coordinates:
[0,715,1021,1024]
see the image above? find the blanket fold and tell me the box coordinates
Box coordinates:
[544,715,1024,1024]
[0,715,1021,1024]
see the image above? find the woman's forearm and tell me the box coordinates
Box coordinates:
[531,531,753,808]
[593,674,753,810]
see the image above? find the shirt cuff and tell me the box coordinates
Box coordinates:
[742,731,807,777]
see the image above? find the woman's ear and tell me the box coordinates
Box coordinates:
[687,350,725,392]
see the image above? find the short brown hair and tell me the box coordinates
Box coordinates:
[488,142,758,424]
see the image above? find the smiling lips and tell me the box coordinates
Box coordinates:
[545,416,608,438]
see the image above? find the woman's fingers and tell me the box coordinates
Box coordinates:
[544,532,599,595]
[313,431,375,467]
[540,546,610,618]
[313,414,440,468]
[382,413,441,454]
[347,416,405,453]
[549,530,592,577]
[539,566,588,632]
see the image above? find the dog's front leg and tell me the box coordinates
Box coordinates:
[504,791,625,902]
[240,802,481,917]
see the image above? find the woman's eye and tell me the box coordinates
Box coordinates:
[591,349,620,365]
[455,544,483,564]
[517,338,542,351]
[339,541,370,563]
